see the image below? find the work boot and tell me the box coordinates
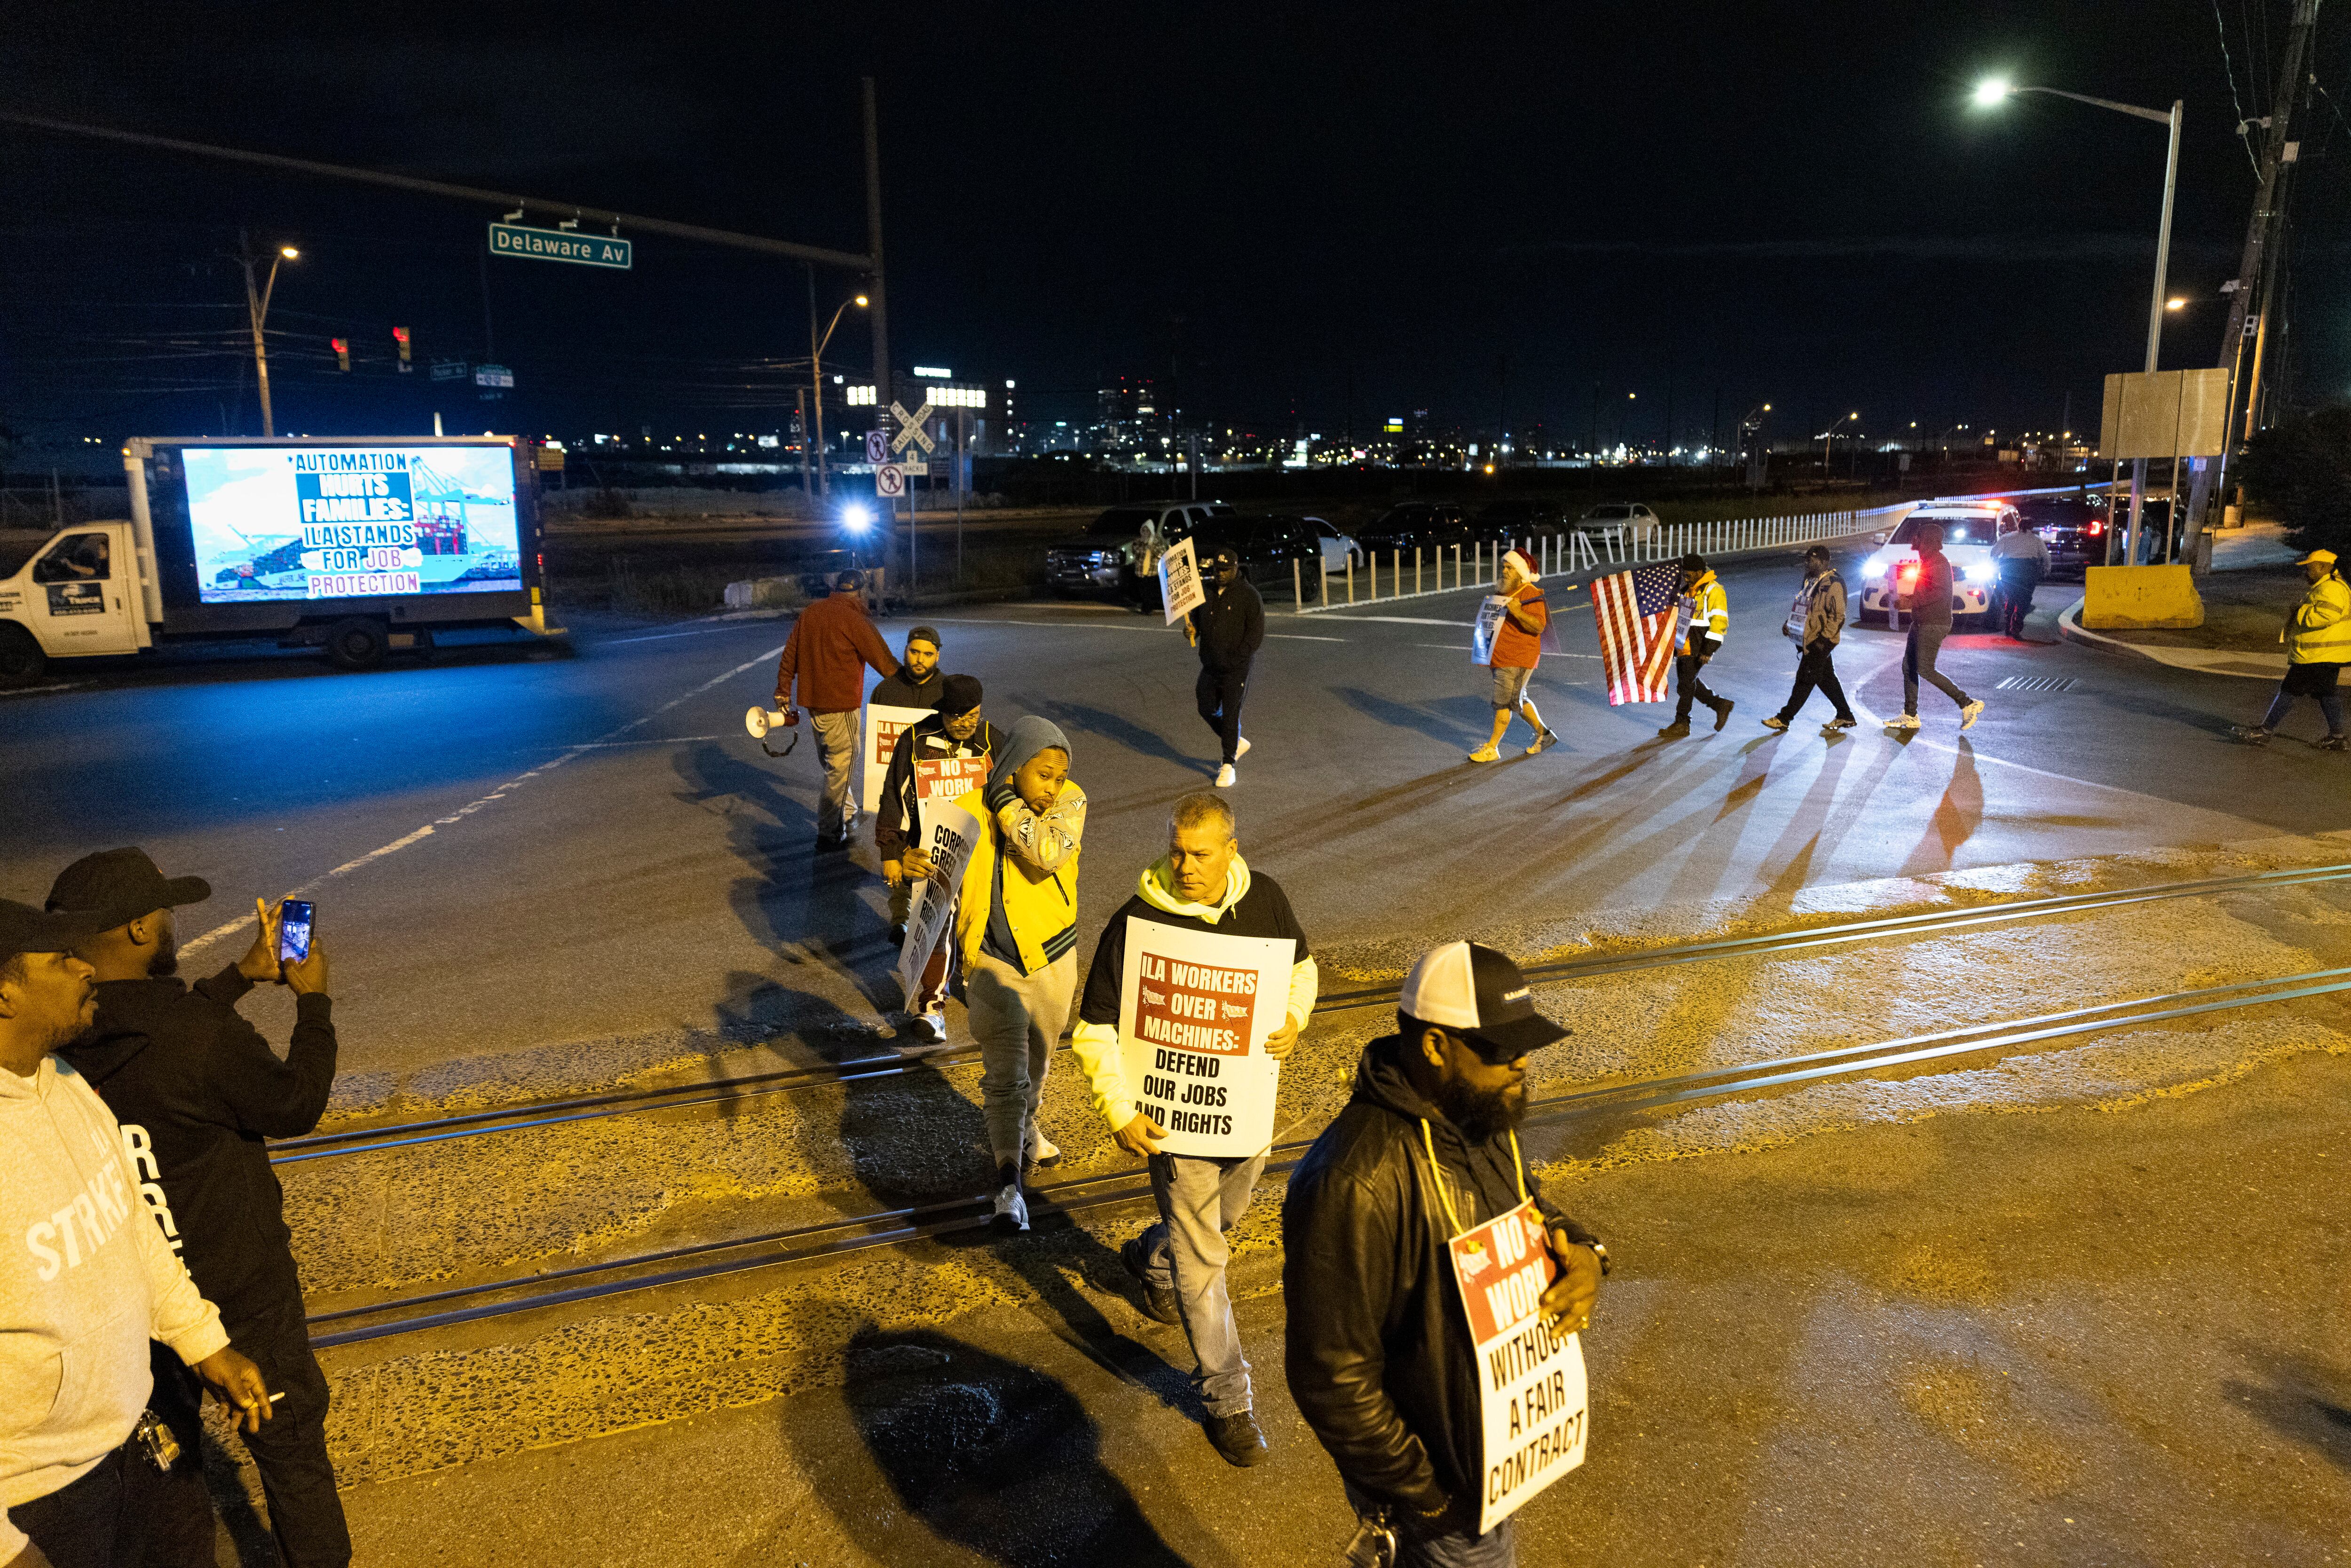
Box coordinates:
[1759,715,1789,733]
[1657,717,1692,738]
[1205,1410,1270,1467]
[1823,716,1858,732]
[2231,725,2272,747]
[2322,734,2349,752]
[1120,1235,1182,1325]
[1711,697,1735,732]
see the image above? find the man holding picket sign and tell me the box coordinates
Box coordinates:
[1467,549,1561,763]
[877,673,1001,1040]
[1071,791,1317,1468]
[1284,941,1606,1567]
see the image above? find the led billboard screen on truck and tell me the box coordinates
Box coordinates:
[182,443,523,604]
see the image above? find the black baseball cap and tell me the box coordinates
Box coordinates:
[0,899,108,965]
[940,673,984,715]
[906,624,942,651]
[44,847,212,932]
[1398,941,1569,1063]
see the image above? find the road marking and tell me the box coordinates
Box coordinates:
[181,644,788,957]
[1321,615,1467,626]
[927,616,1167,634]
[600,624,780,645]
[1266,633,1345,642]
[0,681,94,699]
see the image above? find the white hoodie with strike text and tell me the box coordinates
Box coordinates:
[2,1053,228,1558]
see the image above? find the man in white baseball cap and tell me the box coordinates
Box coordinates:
[1283,940,1606,1565]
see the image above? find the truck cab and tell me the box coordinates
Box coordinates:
[0,520,147,680]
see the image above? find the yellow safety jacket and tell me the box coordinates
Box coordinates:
[2288,573,2351,664]
[953,782,1085,974]
[1679,573,1729,655]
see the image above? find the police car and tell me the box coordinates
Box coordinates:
[1854,502,2018,627]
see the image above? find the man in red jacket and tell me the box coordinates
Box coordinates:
[774,571,900,849]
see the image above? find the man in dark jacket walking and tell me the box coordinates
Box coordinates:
[876,674,1003,1039]
[1284,941,1605,1567]
[47,848,347,1568]
[1886,522,1985,733]
[773,570,901,848]
[1761,545,1856,733]
[1185,544,1264,787]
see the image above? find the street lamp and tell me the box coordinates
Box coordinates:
[1974,75,2182,562]
[1822,410,1857,475]
[807,285,869,500]
[237,235,299,437]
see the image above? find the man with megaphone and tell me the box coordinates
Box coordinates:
[772,570,901,850]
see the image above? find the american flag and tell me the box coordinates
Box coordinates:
[1590,563,1684,704]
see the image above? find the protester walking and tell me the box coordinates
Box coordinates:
[869,624,947,711]
[1761,545,1856,733]
[952,716,1085,1231]
[1,898,273,1568]
[878,675,1003,1039]
[1186,543,1264,786]
[1990,518,2050,641]
[1071,793,1317,1466]
[1886,521,1985,733]
[45,849,350,1568]
[773,570,900,849]
[1659,552,1732,736]
[1468,550,1560,762]
[1283,941,1605,1568]
[2233,548,2351,749]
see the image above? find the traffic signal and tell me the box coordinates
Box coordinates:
[393,326,411,372]
[331,337,351,372]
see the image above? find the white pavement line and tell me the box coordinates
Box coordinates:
[926,616,1168,634]
[1322,615,1471,626]
[600,624,780,646]
[181,643,787,957]
[1265,633,1345,642]
[0,681,94,699]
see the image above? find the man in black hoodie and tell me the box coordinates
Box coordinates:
[47,848,348,1568]
[1185,543,1264,788]
[1283,941,1605,1567]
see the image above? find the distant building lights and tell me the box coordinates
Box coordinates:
[913,365,954,378]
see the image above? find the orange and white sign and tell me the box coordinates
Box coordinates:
[1115,917,1293,1157]
[860,703,933,812]
[1447,1198,1587,1533]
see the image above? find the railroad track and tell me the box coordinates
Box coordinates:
[276,860,2351,1167]
[307,963,2351,1348]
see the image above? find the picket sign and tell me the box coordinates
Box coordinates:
[860,704,934,811]
[894,798,981,1003]
[1160,537,1206,624]
[1115,917,1294,1158]
[1447,1198,1589,1534]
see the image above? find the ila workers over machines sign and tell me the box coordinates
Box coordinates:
[1116,918,1294,1158]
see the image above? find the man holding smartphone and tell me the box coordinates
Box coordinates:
[45,849,347,1568]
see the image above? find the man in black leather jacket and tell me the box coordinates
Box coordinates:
[1283,941,1605,1566]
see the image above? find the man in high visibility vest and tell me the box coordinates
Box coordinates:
[1659,552,1733,737]
[2234,548,2351,749]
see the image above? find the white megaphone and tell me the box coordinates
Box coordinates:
[745,705,799,757]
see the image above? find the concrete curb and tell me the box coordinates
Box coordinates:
[2057,598,2286,681]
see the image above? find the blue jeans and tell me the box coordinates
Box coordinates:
[1140,1150,1267,1416]
[1343,1482,1518,1567]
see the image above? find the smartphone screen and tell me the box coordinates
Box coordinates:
[277,901,314,965]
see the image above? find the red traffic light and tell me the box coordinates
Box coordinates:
[331,337,351,372]
[392,326,411,363]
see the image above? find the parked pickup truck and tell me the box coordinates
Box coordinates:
[0,435,560,685]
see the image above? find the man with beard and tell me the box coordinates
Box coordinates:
[1282,941,1606,1567]
[46,849,346,1568]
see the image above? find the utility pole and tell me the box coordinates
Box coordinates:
[862,77,891,446]
[236,229,295,437]
[2193,0,2320,536]
[806,264,829,501]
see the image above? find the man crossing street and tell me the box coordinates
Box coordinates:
[773,571,900,849]
[1886,522,1985,733]
[1072,793,1316,1467]
[1761,545,1856,733]
[1186,543,1264,787]
[1659,552,1733,737]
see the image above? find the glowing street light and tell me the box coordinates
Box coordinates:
[2165,296,2186,310]
[808,289,870,500]
[236,232,299,436]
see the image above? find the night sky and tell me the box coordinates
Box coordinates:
[3,0,2344,457]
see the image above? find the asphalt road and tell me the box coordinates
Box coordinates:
[1,541,2334,1099]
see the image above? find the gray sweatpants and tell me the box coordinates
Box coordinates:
[966,950,1075,1167]
[812,709,859,838]
[1137,1150,1268,1416]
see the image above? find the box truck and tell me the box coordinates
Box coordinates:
[0,435,560,684]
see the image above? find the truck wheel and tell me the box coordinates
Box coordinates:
[0,623,46,686]
[323,617,389,670]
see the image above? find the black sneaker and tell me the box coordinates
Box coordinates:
[1204,1410,1270,1467]
[1120,1236,1182,1324]
[2322,734,2349,752]
[1823,716,1858,732]
[889,922,908,946]
[2231,725,2274,747]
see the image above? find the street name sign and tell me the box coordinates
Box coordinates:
[488,223,633,270]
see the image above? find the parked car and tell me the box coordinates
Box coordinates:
[1475,499,1569,536]
[1044,501,1235,599]
[1204,513,1357,580]
[1854,502,2016,626]
[1577,502,1662,540]
[2016,497,2106,579]
[1356,503,1469,561]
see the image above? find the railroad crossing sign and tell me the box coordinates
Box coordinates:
[865,430,889,464]
[875,463,907,499]
[889,401,937,456]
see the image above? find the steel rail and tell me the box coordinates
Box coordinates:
[277,861,2351,1166]
[308,965,2351,1348]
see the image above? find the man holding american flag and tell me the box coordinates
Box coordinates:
[1590,556,1709,717]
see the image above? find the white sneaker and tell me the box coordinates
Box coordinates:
[1235,736,1251,760]
[1960,699,1986,732]
[1031,1130,1061,1166]
[993,1179,1030,1233]
[904,1012,945,1043]
[1884,713,1921,732]
[1215,763,1236,787]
